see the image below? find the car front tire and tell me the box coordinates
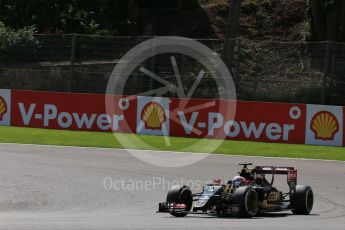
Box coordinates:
[166,185,193,217]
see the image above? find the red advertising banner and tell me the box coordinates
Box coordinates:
[231,101,306,144]
[170,99,306,144]
[2,89,344,147]
[10,90,137,133]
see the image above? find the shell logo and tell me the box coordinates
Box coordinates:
[141,102,166,130]
[0,96,8,121]
[311,111,339,141]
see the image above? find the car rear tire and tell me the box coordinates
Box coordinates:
[290,185,313,215]
[233,186,259,218]
[166,185,192,217]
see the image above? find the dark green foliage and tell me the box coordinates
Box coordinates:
[0,0,140,35]
[0,0,210,37]
[318,0,336,11]
[0,22,39,51]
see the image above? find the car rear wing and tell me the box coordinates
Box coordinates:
[254,166,297,190]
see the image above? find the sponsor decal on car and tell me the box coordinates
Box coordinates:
[268,191,281,202]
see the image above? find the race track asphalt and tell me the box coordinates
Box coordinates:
[0,143,344,230]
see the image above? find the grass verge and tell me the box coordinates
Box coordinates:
[0,126,344,161]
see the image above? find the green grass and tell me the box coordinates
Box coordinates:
[0,126,345,161]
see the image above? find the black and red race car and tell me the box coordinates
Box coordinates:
[158,163,313,218]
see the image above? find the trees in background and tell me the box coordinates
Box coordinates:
[0,0,145,35]
[0,0,210,37]
[1,0,345,42]
[0,22,39,52]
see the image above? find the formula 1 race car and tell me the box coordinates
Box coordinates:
[157,163,313,218]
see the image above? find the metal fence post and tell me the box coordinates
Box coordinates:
[328,52,336,98]
[222,0,241,73]
[235,39,241,97]
[69,33,77,92]
[321,41,332,104]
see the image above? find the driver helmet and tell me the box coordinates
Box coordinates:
[232,176,247,188]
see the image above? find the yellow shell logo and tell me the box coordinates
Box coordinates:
[311,111,339,141]
[141,102,166,130]
[0,96,8,121]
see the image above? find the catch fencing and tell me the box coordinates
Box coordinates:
[0,34,344,105]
